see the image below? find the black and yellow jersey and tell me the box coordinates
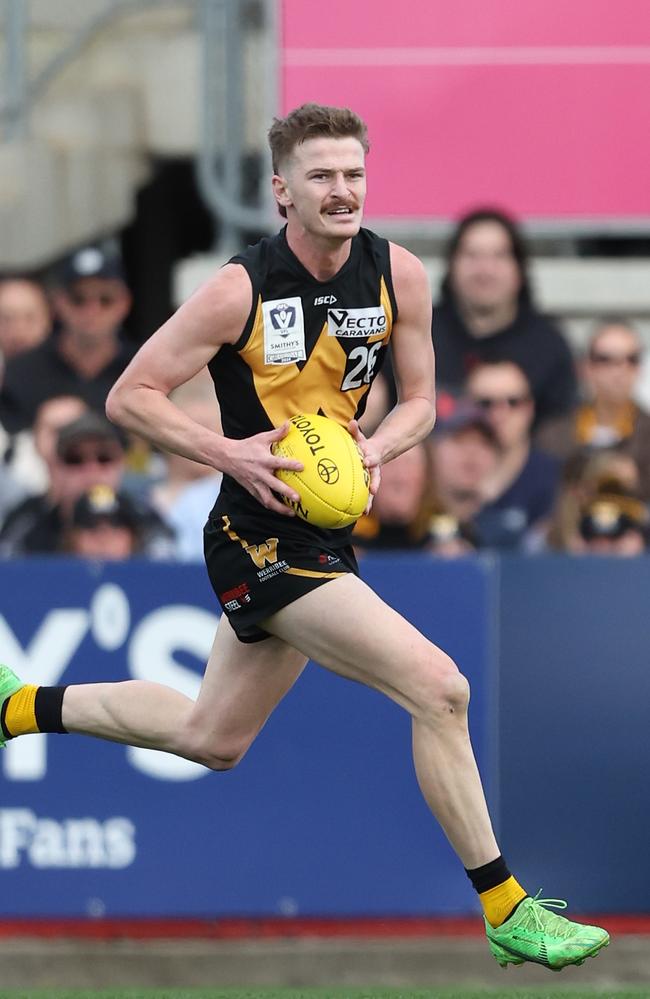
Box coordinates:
[209,225,397,438]
[207,225,398,544]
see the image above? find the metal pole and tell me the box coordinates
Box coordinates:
[5,0,28,139]
[196,0,274,245]
[222,0,243,248]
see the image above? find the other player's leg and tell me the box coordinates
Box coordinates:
[263,574,609,970]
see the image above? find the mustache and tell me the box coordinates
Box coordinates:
[321,200,358,213]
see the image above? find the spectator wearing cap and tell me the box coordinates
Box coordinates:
[0,276,52,360]
[0,244,134,433]
[432,209,577,429]
[0,413,173,557]
[466,360,559,550]
[428,401,500,532]
[62,485,141,559]
[572,485,648,556]
[544,448,642,553]
[537,319,650,500]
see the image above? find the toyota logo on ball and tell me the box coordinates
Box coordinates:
[317,458,339,485]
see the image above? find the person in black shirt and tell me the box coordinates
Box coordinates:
[433,209,577,428]
[0,245,134,433]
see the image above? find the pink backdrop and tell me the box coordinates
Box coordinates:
[282,0,650,221]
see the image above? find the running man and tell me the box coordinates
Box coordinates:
[0,103,608,970]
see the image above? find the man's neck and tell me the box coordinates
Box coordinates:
[456,299,518,338]
[285,224,353,282]
[58,329,119,379]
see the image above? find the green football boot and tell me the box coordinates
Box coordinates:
[0,664,25,748]
[485,891,610,971]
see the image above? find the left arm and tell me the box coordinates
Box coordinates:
[349,243,436,499]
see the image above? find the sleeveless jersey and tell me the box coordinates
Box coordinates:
[208,225,398,544]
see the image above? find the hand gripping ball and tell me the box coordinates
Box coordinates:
[272,413,370,529]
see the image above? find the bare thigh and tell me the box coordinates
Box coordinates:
[263,574,457,717]
[187,613,308,747]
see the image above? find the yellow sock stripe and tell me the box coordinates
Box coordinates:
[480,875,527,928]
[4,685,40,737]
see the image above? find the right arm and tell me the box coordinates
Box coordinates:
[106,264,302,515]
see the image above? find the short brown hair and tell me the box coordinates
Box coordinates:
[268,103,369,174]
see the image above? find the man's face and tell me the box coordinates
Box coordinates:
[33,397,88,465]
[273,136,366,241]
[450,221,521,313]
[0,279,51,358]
[585,325,642,406]
[51,435,124,508]
[373,445,428,525]
[69,523,134,559]
[53,277,131,343]
[467,363,534,449]
[433,427,498,495]
[583,530,645,556]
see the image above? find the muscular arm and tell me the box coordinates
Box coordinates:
[106,263,302,514]
[352,244,435,473]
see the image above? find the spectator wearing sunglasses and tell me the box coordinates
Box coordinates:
[0,244,134,434]
[466,360,559,550]
[537,319,650,500]
[0,413,172,557]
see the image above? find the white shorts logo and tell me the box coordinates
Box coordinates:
[262,297,306,365]
[327,306,387,338]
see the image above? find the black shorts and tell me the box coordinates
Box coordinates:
[203,506,359,643]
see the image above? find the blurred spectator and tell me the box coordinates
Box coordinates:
[432,209,577,427]
[537,319,650,499]
[4,394,89,496]
[0,244,134,433]
[427,512,478,557]
[545,448,641,553]
[466,360,559,549]
[359,370,390,437]
[0,277,52,359]
[0,413,173,557]
[353,443,434,551]
[572,485,648,556]
[62,485,141,559]
[0,350,25,524]
[150,380,222,560]
[429,403,500,530]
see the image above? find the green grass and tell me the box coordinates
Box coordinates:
[0,990,648,999]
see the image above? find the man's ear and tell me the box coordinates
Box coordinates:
[272,174,293,212]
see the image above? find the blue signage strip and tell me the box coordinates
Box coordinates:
[0,557,492,917]
[497,555,650,913]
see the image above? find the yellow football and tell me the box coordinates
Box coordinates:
[272,413,370,529]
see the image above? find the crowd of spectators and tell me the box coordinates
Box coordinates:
[0,211,649,562]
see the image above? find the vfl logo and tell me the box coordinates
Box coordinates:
[245,538,279,569]
[269,303,296,336]
[317,458,339,485]
[262,296,306,364]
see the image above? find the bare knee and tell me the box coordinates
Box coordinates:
[177,725,255,771]
[412,653,470,725]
